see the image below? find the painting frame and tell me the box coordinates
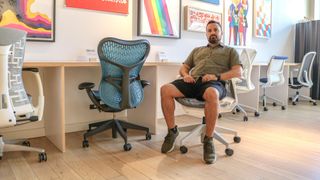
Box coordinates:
[197,0,220,5]
[138,0,181,39]
[184,6,222,33]
[253,0,272,39]
[0,0,56,42]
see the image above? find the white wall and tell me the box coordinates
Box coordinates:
[24,0,309,63]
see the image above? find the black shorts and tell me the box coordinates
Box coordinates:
[171,78,227,101]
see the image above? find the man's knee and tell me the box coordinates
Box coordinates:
[203,88,219,103]
[161,84,173,98]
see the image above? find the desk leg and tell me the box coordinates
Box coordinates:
[238,66,260,112]
[127,66,158,134]
[43,67,65,152]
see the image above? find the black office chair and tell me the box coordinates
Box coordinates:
[78,37,152,151]
[289,51,317,105]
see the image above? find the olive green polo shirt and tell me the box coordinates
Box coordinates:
[184,43,241,79]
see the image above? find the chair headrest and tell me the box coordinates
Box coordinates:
[0,27,27,46]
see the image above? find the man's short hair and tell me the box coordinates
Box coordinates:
[206,20,222,30]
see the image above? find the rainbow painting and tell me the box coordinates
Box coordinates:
[138,0,181,38]
[0,0,55,42]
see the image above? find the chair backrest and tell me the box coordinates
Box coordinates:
[297,51,316,87]
[97,37,150,110]
[236,48,257,91]
[265,56,287,87]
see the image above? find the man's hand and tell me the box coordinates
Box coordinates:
[202,74,217,83]
[183,75,195,83]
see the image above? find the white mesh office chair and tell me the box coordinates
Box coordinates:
[234,48,259,121]
[0,27,46,162]
[175,79,241,156]
[289,51,317,105]
[260,56,288,111]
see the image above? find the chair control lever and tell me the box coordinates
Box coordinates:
[89,104,97,109]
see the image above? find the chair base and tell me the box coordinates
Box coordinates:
[82,119,151,151]
[261,94,286,111]
[177,117,240,156]
[0,136,47,162]
[290,92,317,106]
[233,104,260,121]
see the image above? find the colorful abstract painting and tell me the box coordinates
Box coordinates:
[138,0,181,39]
[185,6,222,33]
[65,0,128,14]
[224,0,253,47]
[254,0,272,38]
[0,0,55,42]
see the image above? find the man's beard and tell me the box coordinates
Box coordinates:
[208,35,220,44]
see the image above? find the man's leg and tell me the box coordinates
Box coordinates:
[160,83,184,153]
[202,87,220,164]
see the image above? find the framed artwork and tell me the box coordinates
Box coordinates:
[0,0,56,42]
[224,0,253,47]
[65,0,128,14]
[184,6,222,33]
[138,0,181,39]
[197,0,220,5]
[254,0,272,39]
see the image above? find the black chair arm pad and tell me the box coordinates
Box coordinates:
[78,82,95,90]
[141,80,150,88]
[22,68,39,72]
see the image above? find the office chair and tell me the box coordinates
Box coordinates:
[234,48,259,121]
[289,51,317,106]
[0,27,46,162]
[79,37,151,151]
[260,56,288,111]
[175,79,241,156]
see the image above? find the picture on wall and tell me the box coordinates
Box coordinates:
[197,0,220,5]
[65,0,128,14]
[254,0,272,39]
[0,0,55,42]
[224,0,253,46]
[184,6,222,33]
[138,0,181,39]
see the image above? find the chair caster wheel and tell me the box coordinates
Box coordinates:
[22,140,31,147]
[236,108,240,113]
[123,143,132,151]
[38,152,47,162]
[272,102,277,106]
[225,148,234,156]
[313,102,317,106]
[281,106,286,110]
[243,116,248,121]
[218,114,222,119]
[254,111,260,117]
[180,146,188,154]
[263,107,268,111]
[232,111,236,114]
[82,140,89,148]
[289,97,292,101]
[292,102,296,105]
[146,133,152,140]
[233,136,241,143]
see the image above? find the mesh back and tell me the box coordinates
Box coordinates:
[8,35,34,115]
[266,56,287,86]
[98,38,150,110]
[236,48,256,91]
[297,52,316,85]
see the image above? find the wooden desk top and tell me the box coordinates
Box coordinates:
[253,62,299,66]
[23,61,181,68]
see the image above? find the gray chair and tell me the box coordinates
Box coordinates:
[0,27,46,162]
[289,51,317,106]
[79,37,152,151]
[260,56,288,111]
[175,79,241,156]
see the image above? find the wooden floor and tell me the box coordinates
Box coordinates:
[1,102,320,180]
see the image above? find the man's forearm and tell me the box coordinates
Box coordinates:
[220,66,242,80]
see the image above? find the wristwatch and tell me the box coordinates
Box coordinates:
[215,74,221,81]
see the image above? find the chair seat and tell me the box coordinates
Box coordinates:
[92,90,101,100]
[289,77,303,89]
[259,77,268,84]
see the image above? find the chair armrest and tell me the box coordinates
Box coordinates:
[78,82,95,90]
[22,68,39,72]
[140,80,150,88]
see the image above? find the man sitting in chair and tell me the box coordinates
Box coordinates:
[160,20,242,164]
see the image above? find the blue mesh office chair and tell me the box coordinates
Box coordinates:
[78,37,151,151]
[260,56,288,111]
[289,52,317,106]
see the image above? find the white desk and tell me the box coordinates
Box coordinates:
[20,61,180,152]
